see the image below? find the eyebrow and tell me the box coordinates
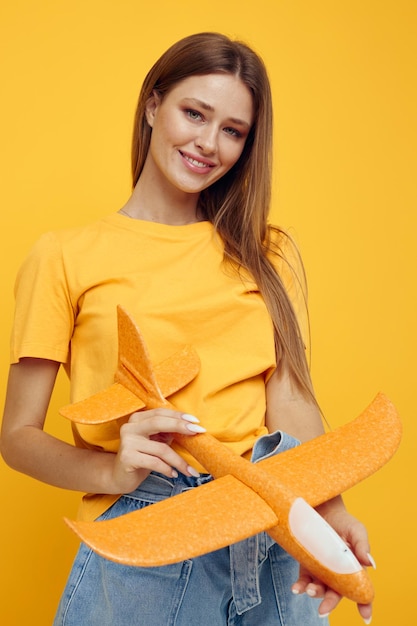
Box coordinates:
[185,98,251,128]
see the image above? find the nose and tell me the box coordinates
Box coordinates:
[195,124,217,154]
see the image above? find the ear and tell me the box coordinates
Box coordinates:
[145,91,161,128]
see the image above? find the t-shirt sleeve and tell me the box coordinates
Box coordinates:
[10,232,75,364]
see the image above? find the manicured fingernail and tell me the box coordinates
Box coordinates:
[186,423,206,433]
[291,587,300,595]
[319,613,330,619]
[367,553,377,569]
[306,588,316,597]
[171,469,178,478]
[363,617,372,625]
[187,465,200,478]
[182,413,200,423]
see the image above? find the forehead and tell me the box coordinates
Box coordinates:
[165,73,254,125]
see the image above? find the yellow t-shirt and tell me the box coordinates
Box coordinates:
[11,213,303,520]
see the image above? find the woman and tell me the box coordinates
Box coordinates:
[1,33,373,625]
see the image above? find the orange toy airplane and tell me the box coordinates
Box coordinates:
[61,306,402,606]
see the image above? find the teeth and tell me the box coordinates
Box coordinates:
[183,154,211,168]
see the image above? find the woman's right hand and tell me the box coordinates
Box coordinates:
[1,358,205,496]
[110,408,206,494]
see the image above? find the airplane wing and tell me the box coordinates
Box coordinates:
[60,344,200,425]
[257,392,401,506]
[66,474,278,566]
[61,383,144,424]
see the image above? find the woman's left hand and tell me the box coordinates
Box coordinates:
[291,498,374,624]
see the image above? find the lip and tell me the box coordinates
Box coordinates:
[179,150,216,173]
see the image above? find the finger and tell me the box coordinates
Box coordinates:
[351,535,370,564]
[316,588,342,618]
[340,517,371,565]
[292,568,341,618]
[129,409,202,425]
[305,582,327,599]
[128,408,185,423]
[292,574,326,599]
[291,564,312,594]
[357,602,373,625]
[344,521,376,587]
[118,436,199,478]
[124,411,206,438]
[365,552,377,569]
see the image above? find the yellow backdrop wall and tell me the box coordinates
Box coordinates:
[1,1,415,624]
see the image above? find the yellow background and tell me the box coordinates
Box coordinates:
[0,1,415,624]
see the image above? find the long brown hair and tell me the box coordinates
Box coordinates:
[131,32,315,401]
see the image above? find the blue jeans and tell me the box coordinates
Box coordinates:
[53,432,328,625]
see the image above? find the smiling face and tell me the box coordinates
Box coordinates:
[143,73,254,201]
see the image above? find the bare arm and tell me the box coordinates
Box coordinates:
[265,362,325,442]
[265,363,373,623]
[1,358,203,495]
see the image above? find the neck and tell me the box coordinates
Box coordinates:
[119,203,203,225]
[119,173,203,226]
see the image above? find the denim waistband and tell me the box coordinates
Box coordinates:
[125,429,300,615]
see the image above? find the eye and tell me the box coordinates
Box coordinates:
[224,127,243,138]
[185,108,203,121]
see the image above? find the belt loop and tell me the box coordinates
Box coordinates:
[230,535,262,614]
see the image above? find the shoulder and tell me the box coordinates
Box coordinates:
[15,216,118,293]
[22,214,120,261]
